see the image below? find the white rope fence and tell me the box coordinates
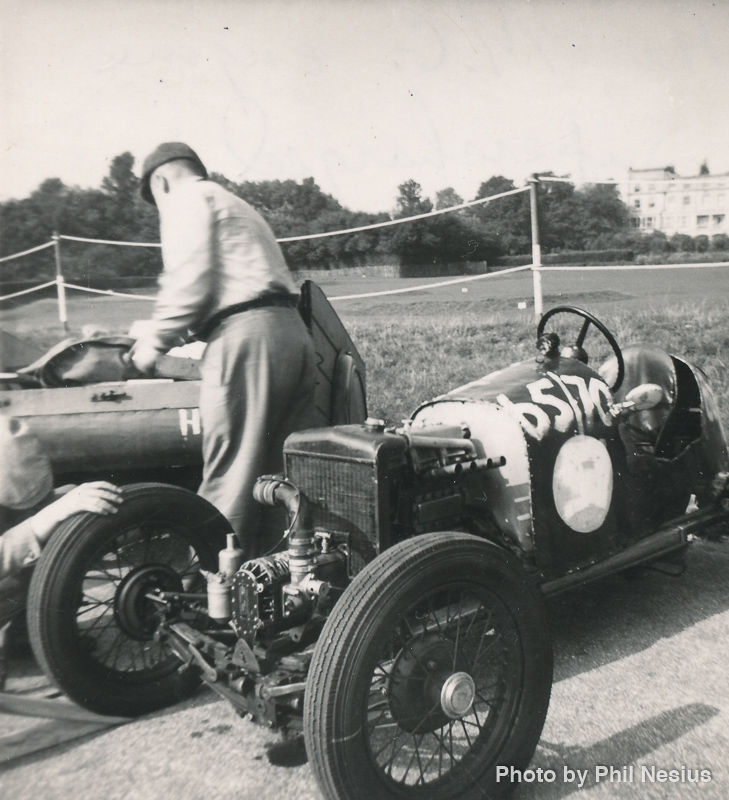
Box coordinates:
[0,185,533,313]
[61,266,537,305]
[46,186,530,250]
[328,264,533,301]
[0,280,57,301]
[62,282,157,301]
[0,241,55,263]
[276,187,529,242]
[10,262,725,309]
[542,262,729,271]
[2,176,728,320]
[59,235,161,248]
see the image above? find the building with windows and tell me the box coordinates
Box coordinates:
[622,167,729,239]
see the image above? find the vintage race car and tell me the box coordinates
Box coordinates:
[25,306,729,800]
[0,281,366,486]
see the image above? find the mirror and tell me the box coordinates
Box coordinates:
[624,383,664,411]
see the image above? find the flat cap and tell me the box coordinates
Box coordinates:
[139,142,207,204]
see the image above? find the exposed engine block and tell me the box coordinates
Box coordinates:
[163,420,502,729]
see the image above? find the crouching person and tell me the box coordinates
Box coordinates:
[0,415,123,684]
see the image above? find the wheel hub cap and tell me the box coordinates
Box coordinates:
[440,671,476,719]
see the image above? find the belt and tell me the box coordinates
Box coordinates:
[197,293,299,341]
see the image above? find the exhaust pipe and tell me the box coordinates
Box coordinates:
[541,506,729,596]
[253,475,314,586]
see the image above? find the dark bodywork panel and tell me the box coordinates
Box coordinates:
[416,356,624,575]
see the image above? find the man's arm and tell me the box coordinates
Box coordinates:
[130,184,216,371]
[0,483,123,580]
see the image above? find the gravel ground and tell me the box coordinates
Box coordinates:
[1,539,728,800]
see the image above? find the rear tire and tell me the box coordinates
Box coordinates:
[331,352,367,424]
[304,532,552,800]
[28,483,230,717]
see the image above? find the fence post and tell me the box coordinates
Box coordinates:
[52,232,69,333]
[528,175,543,319]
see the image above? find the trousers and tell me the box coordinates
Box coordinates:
[197,306,316,555]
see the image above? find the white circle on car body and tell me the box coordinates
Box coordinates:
[552,435,613,533]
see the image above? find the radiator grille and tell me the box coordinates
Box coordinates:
[286,453,379,575]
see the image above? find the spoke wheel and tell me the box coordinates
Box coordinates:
[304,532,553,800]
[28,483,230,717]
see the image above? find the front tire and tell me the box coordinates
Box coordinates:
[28,483,230,717]
[304,532,553,800]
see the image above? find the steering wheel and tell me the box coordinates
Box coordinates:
[537,306,625,391]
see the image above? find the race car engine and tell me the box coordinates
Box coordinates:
[158,419,497,728]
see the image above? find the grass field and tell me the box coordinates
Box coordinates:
[2,266,729,426]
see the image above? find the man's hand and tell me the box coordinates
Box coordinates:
[30,482,124,545]
[129,341,162,376]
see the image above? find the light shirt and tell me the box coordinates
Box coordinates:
[133,177,296,352]
[0,517,41,580]
[0,486,73,581]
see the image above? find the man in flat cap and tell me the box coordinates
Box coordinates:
[0,415,122,682]
[130,143,316,556]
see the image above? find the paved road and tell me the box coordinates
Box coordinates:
[1,538,728,800]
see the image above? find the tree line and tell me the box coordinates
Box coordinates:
[1,152,725,285]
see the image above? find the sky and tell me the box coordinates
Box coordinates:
[2,0,728,214]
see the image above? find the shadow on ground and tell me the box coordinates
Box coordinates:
[547,540,729,683]
[514,703,718,799]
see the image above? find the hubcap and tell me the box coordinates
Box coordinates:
[440,671,476,719]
